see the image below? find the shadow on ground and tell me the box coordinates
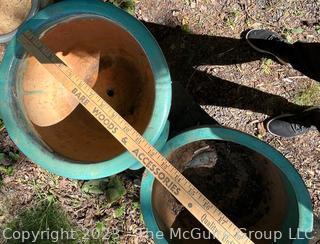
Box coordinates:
[144,22,308,120]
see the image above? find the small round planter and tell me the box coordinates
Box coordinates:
[0,0,172,179]
[141,126,313,244]
[0,0,40,43]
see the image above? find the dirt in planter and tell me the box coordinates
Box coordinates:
[152,140,290,244]
[0,0,32,35]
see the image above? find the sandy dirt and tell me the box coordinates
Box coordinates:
[0,0,31,35]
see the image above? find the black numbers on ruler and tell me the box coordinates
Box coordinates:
[217,215,228,225]
[188,186,196,197]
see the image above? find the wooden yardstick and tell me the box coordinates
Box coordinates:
[18,30,253,244]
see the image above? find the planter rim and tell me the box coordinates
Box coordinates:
[140,126,313,244]
[0,0,172,179]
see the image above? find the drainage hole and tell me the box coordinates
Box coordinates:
[107,89,114,97]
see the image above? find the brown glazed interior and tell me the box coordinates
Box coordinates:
[22,17,155,163]
[152,140,289,244]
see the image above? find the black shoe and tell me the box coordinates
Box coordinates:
[266,107,320,138]
[246,29,290,64]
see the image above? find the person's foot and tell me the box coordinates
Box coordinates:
[245,29,290,64]
[266,107,320,138]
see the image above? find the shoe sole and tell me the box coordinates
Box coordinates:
[245,29,288,65]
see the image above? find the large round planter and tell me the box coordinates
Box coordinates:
[0,0,40,43]
[141,127,313,244]
[0,0,172,179]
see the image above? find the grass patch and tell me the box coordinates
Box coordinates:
[291,27,304,34]
[109,0,135,15]
[0,152,5,162]
[283,27,304,43]
[81,176,126,203]
[0,165,14,176]
[113,204,126,218]
[132,201,140,210]
[8,151,19,161]
[225,11,241,30]
[105,176,126,203]
[294,84,320,106]
[260,58,273,74]
[0,119,4,131]
[181,24,191,33]
[5,197,78,244]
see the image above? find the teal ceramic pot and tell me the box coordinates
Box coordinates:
[0,0,171,179]
[141,126,313,244]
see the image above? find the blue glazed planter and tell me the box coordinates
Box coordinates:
[0,0,172,179]
[140,126,313,244]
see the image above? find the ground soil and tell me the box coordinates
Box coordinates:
[0,0,31,35]
[0,0,320,243]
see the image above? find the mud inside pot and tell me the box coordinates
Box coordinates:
[20,17,155,163]
[152,140,293,244]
